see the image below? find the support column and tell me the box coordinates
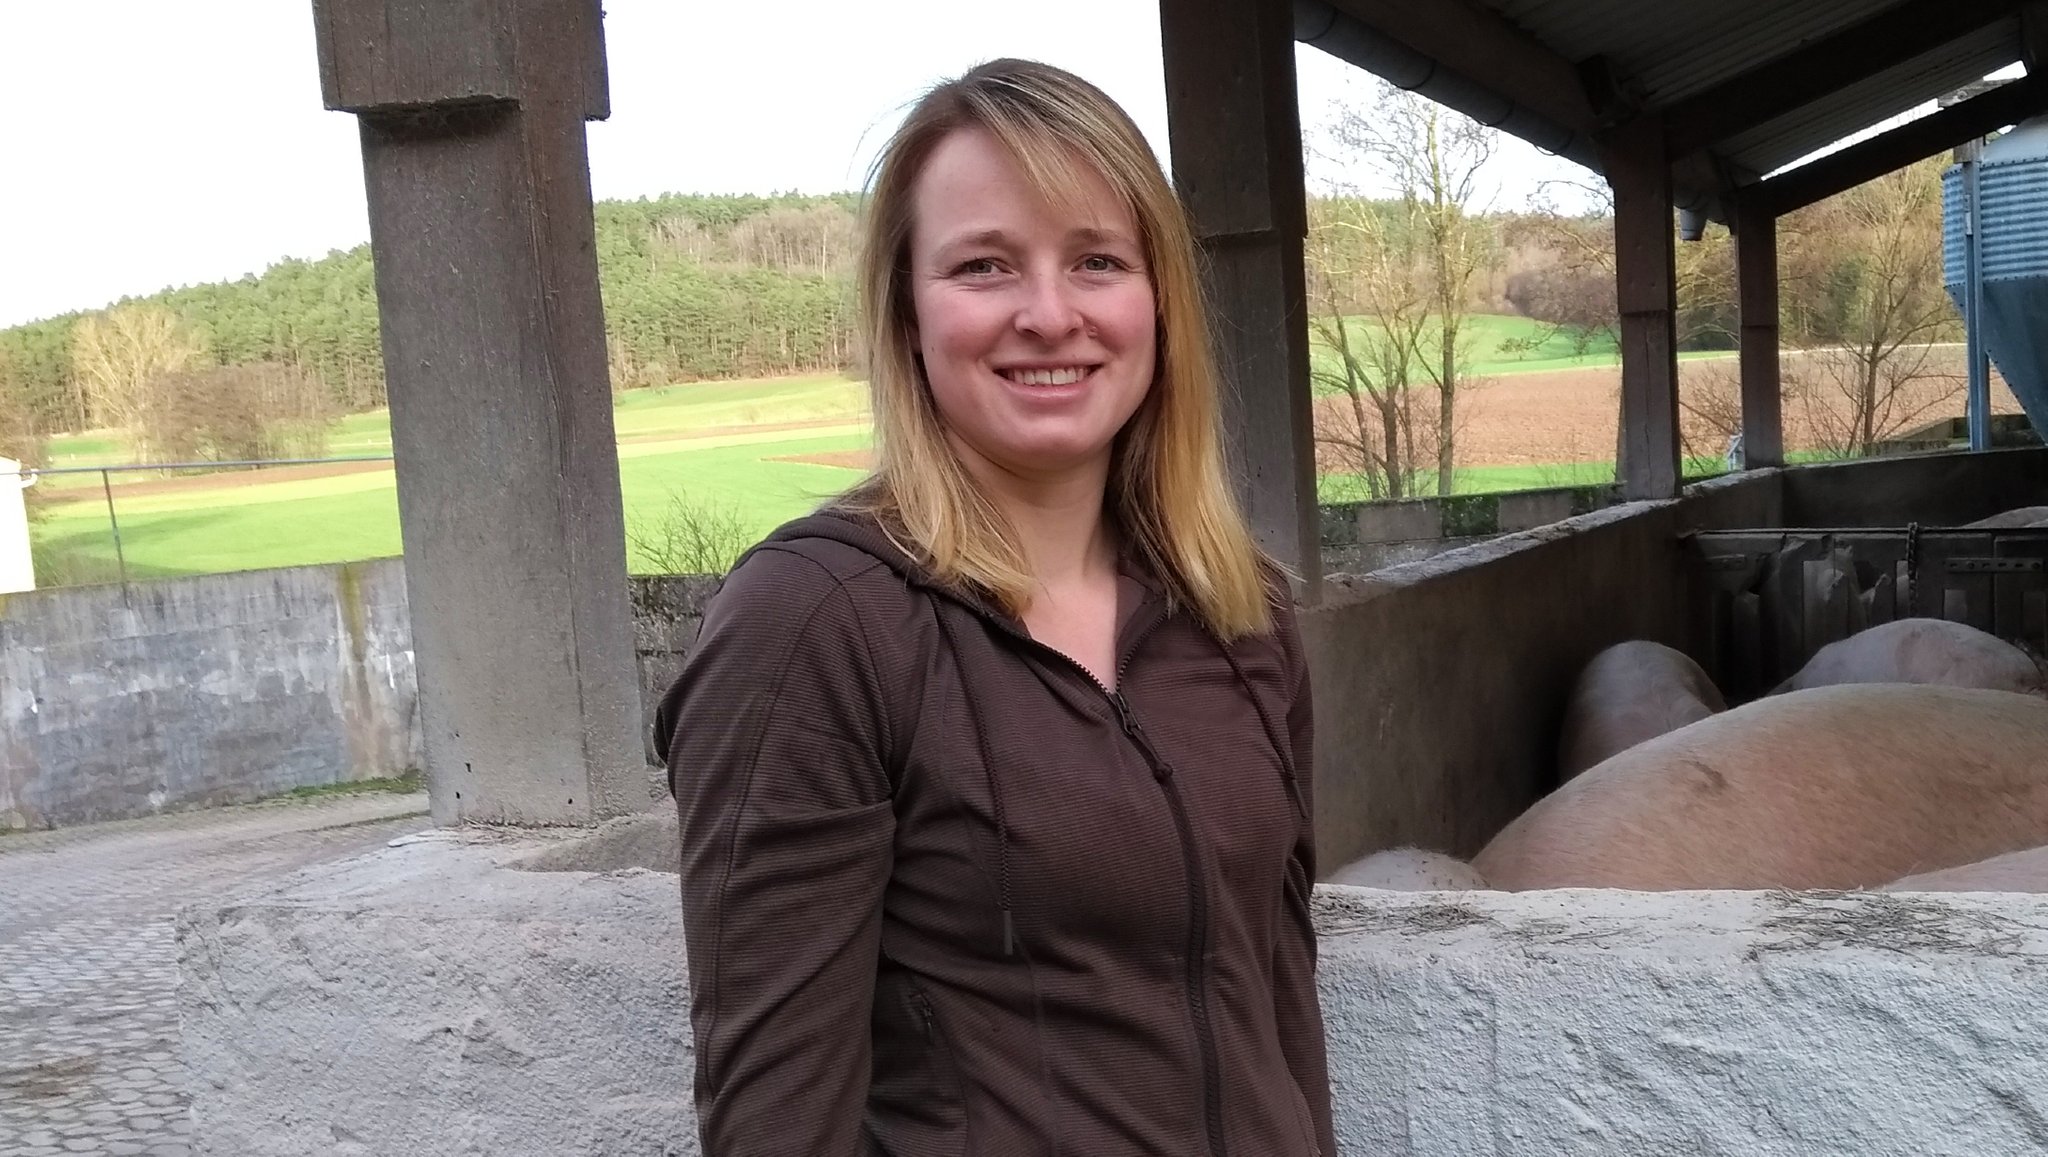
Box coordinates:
[313,0,644,826]
[1602,117,1682,499]
[1160,0,1321,592]
[1734,196,1785,469]
[1959,136,1993,451]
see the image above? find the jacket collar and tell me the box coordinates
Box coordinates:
[760,509,1172,654]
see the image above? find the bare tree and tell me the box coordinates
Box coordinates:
[69,305,204,447]
[1503,262,1615,355]
[1677,359,1746,467]
[1323,83,1499,495]
[1305,196,1437,500]
[1519,180,1737,353]
[628,490,755,575]
[143,362,336,462]
[1778,157,1960,457]
[725,204,861,277]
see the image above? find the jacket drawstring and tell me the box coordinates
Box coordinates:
[934,608,1017,957]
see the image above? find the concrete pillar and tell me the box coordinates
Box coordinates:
[1160,0,1322,592]
[0,459,33,594]
[312,0,644,826]
[1734,197,1785,469]
[1603,117,1682,500]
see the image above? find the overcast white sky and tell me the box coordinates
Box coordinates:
[0,1,1604,329]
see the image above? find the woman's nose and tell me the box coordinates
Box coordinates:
[1013,274,1083,341]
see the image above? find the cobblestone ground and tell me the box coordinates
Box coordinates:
[0,793,432,1157]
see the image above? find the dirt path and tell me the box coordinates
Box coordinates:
[615,416,861,446]
[52,416,868,503]
[68,458,393,501]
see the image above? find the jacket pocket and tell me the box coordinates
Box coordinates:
[868,968,968,1152]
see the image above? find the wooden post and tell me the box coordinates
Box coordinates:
[1160,0,1321,593]
[1734,196,1785,469]
[1602,116,1682,499]
[313,0,645,826]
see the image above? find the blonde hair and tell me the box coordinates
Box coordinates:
[839,58,1273,639]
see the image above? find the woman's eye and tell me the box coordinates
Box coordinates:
[955,258,999,276]
[1080,255,1122,273]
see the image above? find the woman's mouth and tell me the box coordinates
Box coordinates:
[999,365,1094,386]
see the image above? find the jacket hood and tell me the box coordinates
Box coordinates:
[754,510,930,585]
[752,509,1048,628]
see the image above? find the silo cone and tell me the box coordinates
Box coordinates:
[1944,116,2048,439]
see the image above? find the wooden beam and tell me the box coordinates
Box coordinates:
[1734,197,1784,470]
[1162,0,1321,592]
[1754,77,2048,216]
[2022,1,2048,72]
[1327,0,1597,134]
[1603,116,1682,500]
[1663,0,2017,157]
[313,0,644,826]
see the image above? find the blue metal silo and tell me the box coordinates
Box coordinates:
[1944,116,2048,441]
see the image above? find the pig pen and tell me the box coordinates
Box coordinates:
[1308,444,2048,866]
[178,447,2048,1155]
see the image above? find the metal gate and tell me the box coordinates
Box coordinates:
[1687,527,2048,701]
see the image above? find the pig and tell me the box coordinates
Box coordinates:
[1882,844,2048,893]
[1325,847,1491,890]
[1473,684,2048,891]
[1557,640,1725,779]
[1963,506,2048,529]
[1774,617,2044,697]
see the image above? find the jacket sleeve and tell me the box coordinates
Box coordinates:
[662,546,898,1156]
[1270,593,1338,1156]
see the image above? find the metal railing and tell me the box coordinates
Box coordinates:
[5,456,396,591]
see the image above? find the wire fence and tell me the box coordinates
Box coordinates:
[3,456,397,592]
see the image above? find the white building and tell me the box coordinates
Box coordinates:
[0,457,35,594]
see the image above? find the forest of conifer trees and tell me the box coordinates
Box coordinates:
[0,192,864,444]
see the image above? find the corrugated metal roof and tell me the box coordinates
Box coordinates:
[1721,18,2023,176]
[1487,0,1912,107]
[1313,0,2038,212]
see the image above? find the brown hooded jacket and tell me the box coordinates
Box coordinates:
[656,512,1333,1156]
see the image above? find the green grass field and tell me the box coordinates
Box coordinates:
[32,427,870,582]
[22,318,1746,585]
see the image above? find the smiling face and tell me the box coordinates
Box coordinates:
[907,127,1158,489]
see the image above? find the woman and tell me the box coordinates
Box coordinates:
[656,58,1333,1156]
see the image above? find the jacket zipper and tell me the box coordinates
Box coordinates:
[1000,617,1230,1157]
[1106,685,1229,1157]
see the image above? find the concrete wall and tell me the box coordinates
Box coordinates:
[179,835,2048,1156]
[1317,885,2048,1155]
[627,575,720,766]
[0,561,422,829]
[1780,445,2048,527]
[1301,470,1783,867]
[0,566,724,831]
[1320,482,1620,576]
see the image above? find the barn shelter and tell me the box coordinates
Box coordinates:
[1180,0,2048,575]
[175,2,2048,1152]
